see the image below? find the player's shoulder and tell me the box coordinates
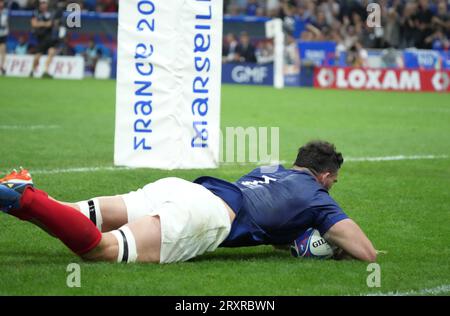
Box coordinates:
[281,168,319,185]
[249,164,316,177]
[281,169,338,205]
[251,164,286,174]
[310,187,342,210]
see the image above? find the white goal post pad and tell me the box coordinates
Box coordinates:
[265,18,284,89]
[114,0,223,169]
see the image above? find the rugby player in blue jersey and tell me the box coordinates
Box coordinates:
[0,140,377,263]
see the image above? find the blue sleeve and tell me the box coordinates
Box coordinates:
[311,191,348,236]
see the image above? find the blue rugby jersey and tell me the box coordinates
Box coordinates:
[194,165,348,247]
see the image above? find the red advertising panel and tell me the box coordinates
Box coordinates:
[314,67,450,92]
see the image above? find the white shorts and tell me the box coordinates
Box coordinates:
[121,177,231,264]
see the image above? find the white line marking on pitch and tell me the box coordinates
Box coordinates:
[365,284,450,296]
[226,154,449,165]
[2,154,449,175]
[0,125,60,130]
[31,166,131,175]
[346,154,449,162]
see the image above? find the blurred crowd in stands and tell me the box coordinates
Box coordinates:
[3,0,449,52]
[1,0,449,76]
[223,31,275,63]
[0,0,111,76]
[222,0,449,69]
[224,0,449,51]
[222,30,302,72]
[7,0,117,12]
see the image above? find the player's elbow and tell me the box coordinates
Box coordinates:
[350,242,377,262]
[360,247,377,262]
[365,251,377,263]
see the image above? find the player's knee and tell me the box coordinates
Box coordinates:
[80,220,160,264]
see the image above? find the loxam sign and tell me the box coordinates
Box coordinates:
[314,67,450,92]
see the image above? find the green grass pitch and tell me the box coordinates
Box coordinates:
[0,77,449,295]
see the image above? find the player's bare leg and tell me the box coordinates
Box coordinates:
[60,196,128,232]
[31,53,42,76]
[82,215,161,263]
[1,184,161,263]
[0,43,6,74]
[43,47,56,76]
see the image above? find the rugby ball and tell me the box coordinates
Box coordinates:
[290,228,336,259]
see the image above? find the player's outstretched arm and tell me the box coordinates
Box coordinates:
[323,218,377,262]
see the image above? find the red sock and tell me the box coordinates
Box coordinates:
[10,186,102,255]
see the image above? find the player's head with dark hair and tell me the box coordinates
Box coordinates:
[293,140,344,190]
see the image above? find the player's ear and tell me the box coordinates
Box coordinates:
[317,172,330,183]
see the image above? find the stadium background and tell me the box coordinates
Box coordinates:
[0,0,449,296]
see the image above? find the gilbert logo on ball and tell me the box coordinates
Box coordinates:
[290,228,335,259]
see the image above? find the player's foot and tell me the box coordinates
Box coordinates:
[0,184,21,213]
[0,167,33,194]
